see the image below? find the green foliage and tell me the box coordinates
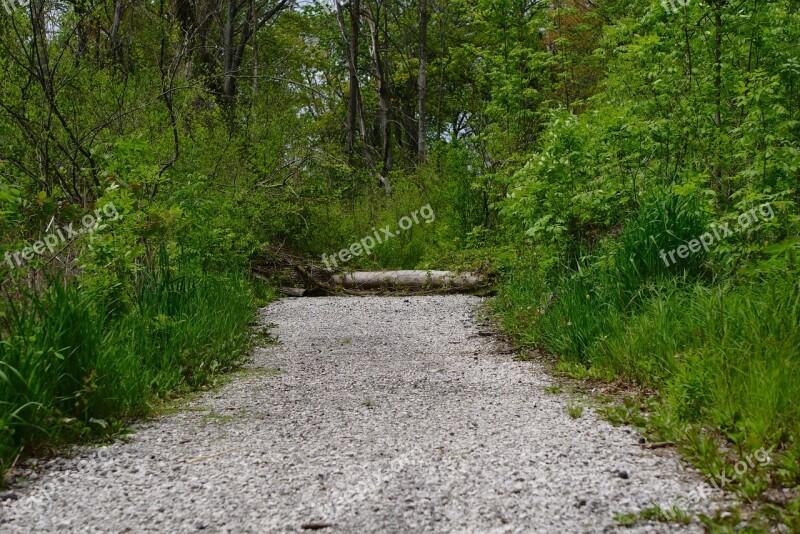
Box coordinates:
[608,277,800,447]
[288,142,499,270]
[0,260,255,482]
[608,193,710,305]
[1,0,799,526]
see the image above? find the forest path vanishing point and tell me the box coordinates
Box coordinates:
[1,296,728,533]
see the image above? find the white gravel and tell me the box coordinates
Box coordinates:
[1,295,726,532]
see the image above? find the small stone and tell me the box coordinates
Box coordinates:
[301,522,333,530]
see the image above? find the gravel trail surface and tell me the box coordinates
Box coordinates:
[1,296,724,532]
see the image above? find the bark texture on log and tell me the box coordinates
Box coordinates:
[329,271,483,290]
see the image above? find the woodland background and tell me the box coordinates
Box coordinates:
[1,0,799,527]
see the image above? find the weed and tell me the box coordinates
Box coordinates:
[567,402,584,419]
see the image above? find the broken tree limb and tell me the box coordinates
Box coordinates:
[329,271,484,290]
[253,247,488,295]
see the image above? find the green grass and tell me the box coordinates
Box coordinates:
[497,270,799,527]
[615,505,693,528]
[0,261,257,484]
[599,278,800,446]
[567,402,584,419]
[494,193,800,528]
[292,143,495,271]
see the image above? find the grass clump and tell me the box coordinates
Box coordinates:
[0,256,256,483]
[567,402,584,419]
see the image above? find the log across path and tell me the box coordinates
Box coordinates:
[1,296,725,532]
[329,271,484,291]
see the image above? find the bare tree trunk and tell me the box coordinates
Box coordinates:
[31,0,51,86]
[712,0,725,200]
[194,2,216,84]
[110,0,127,76]
[348,0,360,156]
[220,0,289,105]
[403,76,418,154]
[436,6,447,142]
[381,5,392,179]
[364,0,391,196]
[335,0,373,167]
[417,0,428,163]
[252,29,259,96]
[222,0,237,102]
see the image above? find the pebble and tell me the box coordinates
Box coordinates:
[0,296,728,532]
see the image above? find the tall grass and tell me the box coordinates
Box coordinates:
[495,191,800,501]
[497,194,711,363]
[609,192,709,308]
[0,259,256,482]
[596,277,800,447]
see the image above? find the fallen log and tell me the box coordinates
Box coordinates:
[329,270,484,290]
[254,248,487,294]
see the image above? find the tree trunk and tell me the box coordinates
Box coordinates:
[221,0,237,103]
[403,76,418,154]
[335,0,360,156]
[348,0,361,157]
[110,0,127,76]
[417,0,428,163]
[364,0,391,196]
[220,0,289,105]
[712,0,726,201]
[335,0,374,167]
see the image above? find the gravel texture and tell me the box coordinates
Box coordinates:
[1,295,726,532]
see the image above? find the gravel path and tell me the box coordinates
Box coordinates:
[1,295,725,532]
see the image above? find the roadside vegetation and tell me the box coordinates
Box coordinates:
[1,0,798,528]
[1,264,256,474]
